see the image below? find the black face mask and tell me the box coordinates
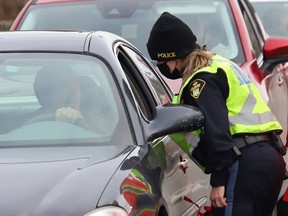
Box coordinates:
[157,62,182,80]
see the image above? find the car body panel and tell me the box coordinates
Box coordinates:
[0,145,130,216]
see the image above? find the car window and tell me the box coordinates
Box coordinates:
[117,45,172,121]
[117,49,155,120]
[17,0,243,64]
[0,53,133,146]
[251,1,288,37]
[121,46,172,105]
[239,0,262,57]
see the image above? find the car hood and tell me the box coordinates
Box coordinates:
[0,145,133,216]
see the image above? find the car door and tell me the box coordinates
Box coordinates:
[116,43,210,216]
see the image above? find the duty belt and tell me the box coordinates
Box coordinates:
[233,133,271,149]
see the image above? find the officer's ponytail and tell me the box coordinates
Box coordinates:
[182,45,213,83]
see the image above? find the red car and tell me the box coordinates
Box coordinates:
[9,0,288,90]
[10,0,288,214]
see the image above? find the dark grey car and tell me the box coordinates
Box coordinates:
[0,31,210,216]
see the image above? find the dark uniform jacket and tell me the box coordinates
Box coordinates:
[182,68,233,186]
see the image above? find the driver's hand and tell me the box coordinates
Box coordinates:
[55,107,84,123]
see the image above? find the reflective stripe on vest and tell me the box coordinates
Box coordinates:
[173,55,282,135]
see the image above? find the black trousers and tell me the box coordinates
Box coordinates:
[212,141,286,216]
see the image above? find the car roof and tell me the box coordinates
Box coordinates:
[0,31,121,52]
[0,31,89,52]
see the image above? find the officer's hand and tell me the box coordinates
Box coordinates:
[55,107,84,124]
[210,186,227,208]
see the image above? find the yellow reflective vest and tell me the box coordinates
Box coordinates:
[173,55,282,135]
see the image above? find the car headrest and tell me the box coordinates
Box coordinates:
[34,65,79,110]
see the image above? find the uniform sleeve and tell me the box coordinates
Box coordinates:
[182,69,235,186]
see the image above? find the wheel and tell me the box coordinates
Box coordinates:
[24,112,93,132]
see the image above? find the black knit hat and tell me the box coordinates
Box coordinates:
[147,12,198,61]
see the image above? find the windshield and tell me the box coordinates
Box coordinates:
[17,0,243,64]
[0,53,133,147]
[251,1,288,37]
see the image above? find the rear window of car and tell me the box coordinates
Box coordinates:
[0,53,132,147]
[17,0,244,64]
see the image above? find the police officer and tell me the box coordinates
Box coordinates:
[146,12,286,216]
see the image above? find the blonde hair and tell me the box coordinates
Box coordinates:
[182,46,213,83]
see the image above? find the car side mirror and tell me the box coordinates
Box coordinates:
[146,104,205,142]
[263,37,288,72]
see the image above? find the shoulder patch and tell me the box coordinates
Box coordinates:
[189,79,206,99]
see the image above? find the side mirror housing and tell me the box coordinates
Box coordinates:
[146,104,205,142]
[263,37,288,72]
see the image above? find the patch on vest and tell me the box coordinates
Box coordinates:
[189,79,206,99]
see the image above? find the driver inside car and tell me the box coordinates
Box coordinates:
[33,65,84,125]
[32,65,112,134]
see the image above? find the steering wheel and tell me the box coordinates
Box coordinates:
[24,112,94,132]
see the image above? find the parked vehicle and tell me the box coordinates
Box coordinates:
[0,30,211,216]
[10,0,288,214]
[10,0,288,93]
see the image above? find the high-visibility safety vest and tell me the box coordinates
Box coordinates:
[173,55,282,136]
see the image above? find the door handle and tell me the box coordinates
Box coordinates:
[178,158,189,174]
